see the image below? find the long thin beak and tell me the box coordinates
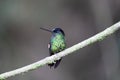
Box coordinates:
[40,27,52,33]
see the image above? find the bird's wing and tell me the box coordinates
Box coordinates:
[48,43,54,56]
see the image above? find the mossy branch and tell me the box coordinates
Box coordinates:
[0,21,120,80]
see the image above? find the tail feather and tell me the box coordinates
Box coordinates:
[48,58,62,68]
[54,58,62,68]
[48,63,54,68]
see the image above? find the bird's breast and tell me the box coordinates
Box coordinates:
[50,35,66,53]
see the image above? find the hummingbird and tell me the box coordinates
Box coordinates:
[40,27,66,68]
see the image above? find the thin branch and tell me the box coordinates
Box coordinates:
[0,21,120,80]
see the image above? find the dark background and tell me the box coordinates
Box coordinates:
[0,0,120,80]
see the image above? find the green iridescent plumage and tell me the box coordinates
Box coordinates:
[40,27,66,68]
[50,33,66,53]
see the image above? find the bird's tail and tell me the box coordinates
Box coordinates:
[48,58,62,68]
[48,63,54,68]
[54,58,62,68]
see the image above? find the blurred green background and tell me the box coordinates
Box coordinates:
[0,0,120,80]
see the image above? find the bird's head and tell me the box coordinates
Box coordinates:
[52,28,65,36]
[40,27,65,36]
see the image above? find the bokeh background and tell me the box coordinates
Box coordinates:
[0,0,120,80]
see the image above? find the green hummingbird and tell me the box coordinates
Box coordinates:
[40,27,66,68]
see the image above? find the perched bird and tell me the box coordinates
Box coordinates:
[40,27,66,68]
